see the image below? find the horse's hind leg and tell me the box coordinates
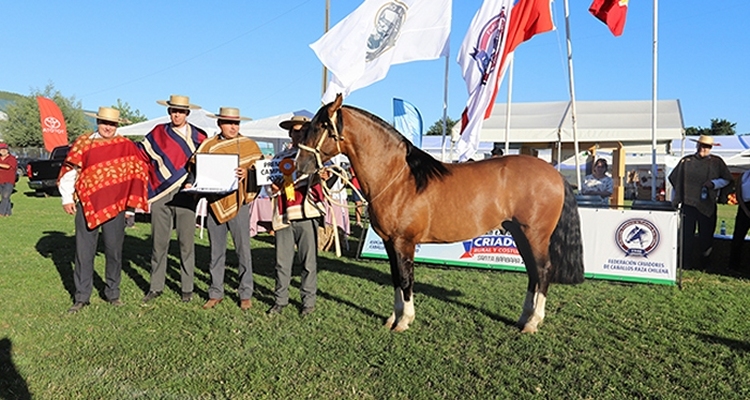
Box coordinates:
[383,239,416,332]
[503,220,549,333]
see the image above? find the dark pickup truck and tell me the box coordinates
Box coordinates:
[27,145,69,196]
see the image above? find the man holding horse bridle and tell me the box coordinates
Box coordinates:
[267,115,326,317]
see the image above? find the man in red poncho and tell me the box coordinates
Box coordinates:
[58,106,149,313]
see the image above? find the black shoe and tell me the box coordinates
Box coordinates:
[266,304,285,316]
[109,298,123,307]
[181,292,193,303]
[301,306,315,317]
[142,291,162,303]
[68,302,89,314]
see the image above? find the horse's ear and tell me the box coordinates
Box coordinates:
[329,94,343,118]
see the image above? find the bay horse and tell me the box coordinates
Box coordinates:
[296,95,584,333]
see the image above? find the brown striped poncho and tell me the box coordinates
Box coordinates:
[193,134,263,224]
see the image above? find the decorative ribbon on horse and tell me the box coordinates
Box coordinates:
[279,158,296,201]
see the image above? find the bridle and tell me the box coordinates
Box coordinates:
[296,110,343,173]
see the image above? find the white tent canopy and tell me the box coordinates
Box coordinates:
[452,99,685,144]
[117,109,313,154]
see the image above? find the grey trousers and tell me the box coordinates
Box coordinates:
[148,187,196,293]
[0,182,13,216]
[73,205,125,303]
[274,218,319,308]
[206,202,253,300]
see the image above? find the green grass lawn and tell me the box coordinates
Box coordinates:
[2,177,750,399]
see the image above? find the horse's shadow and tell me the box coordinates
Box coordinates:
[0,338,31,400]
[317,250,518,327]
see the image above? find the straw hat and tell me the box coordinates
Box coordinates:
[279,115,310,130]
[156,94,201,110]
[208,107,251,121]
[691,135,718,147]
[84,107,123,123]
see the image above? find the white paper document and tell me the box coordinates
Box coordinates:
[183,153,239,194]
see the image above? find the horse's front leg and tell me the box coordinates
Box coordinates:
[383,240,416,332]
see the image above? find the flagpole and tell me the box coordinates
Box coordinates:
[322,0,330,96]
[651,0,659,201]
[441,54,450,162]
[563,0,582,191]
[504,55,514,155]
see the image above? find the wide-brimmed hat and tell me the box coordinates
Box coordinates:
[84,107,123,123]
[156,94,201,110]
[691,135,718,147]
[0,143,8,150]
[279,115,310,130]
[208,107,252,121]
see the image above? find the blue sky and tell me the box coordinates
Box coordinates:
[2,1,749,134]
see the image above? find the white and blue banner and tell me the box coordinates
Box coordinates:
[393,98,423,147]
[360,207,680,285]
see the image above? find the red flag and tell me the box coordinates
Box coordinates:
[36,97,68,152]
[589,0,628,37]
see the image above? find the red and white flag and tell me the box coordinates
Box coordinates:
[36,96,68,152]
[589,0,628,37]
[310,0,451,103]
[455,0,554,161]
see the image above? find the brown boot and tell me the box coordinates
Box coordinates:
[202,298,222,309]
[240,299,252,311]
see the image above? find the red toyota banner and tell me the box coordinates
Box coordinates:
[36,96,68,152]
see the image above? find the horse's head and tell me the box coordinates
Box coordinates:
[296,94,345,175]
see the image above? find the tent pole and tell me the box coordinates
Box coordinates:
[651,0,659,201]
[563,0,581,190]
[321,0,330,96]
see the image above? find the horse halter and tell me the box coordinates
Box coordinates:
[297,111,343,172]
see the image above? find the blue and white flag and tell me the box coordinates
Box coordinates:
[310,0,452,103]
[393,98,423,147]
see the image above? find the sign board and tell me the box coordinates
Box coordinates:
[255,159,282,186]
[360,207,679,285]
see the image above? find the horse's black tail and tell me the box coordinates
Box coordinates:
[548,180,584,284]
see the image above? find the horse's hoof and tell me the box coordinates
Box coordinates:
[393,322,410,332]
[520,324,538,334]
[384,313,396,329]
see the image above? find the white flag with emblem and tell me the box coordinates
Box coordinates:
[310,0,451,103]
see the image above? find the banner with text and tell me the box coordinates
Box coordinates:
[360,207,679,285]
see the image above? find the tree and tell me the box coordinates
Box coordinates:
[112,98,147,126]
[425,116,458,136]
[0,83,90,147]
[684,118,736,137]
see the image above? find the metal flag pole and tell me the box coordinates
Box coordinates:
[440,54,450,162]
[322,0,330,95]
[563,0,582,191]
[651,0,659,201]
[504,55,515,155]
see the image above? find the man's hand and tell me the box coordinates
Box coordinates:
[63,203,76,215]
[703,180,715,189]
[235,167,247,180]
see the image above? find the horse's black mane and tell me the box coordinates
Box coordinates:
[343,105,450,193]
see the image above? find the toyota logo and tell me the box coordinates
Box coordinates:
[44,117,62,129]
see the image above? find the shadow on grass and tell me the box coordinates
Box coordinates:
[691,331,750,353]
[308,229,518,328]
[0,338,31,400]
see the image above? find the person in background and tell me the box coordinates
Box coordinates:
[490,142,504,158]
[58,107,149,313]
[0,143,17,217]
[669,135,732,269]
[196,107,263,311]
[140,95,207,304]
[581,158,614,205]
[267,115,326,317]
[729,167,750,271]
[349,166,364,227]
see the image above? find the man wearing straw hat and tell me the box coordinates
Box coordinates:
[669,134,732,269]
[58,107,149,313]
[267,115,326,317]
[194,107,263,311]
[140,95,207,303]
